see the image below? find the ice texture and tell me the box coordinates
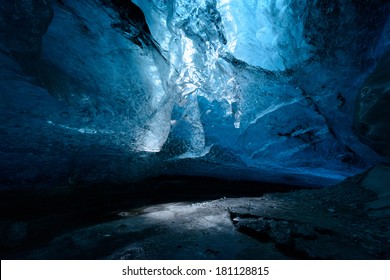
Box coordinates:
[0,0,389,188]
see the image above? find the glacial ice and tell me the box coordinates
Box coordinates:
[0,0,389,188]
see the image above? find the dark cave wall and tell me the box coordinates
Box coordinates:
[0,0,167,189]
[355,49,390,158]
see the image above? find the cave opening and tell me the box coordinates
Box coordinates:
[0,0,389,259]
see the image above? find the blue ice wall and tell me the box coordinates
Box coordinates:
[0,0,389,189]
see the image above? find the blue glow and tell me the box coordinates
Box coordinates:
[0,0,389,188]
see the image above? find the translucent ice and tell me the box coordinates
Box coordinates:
[0,0,389,188]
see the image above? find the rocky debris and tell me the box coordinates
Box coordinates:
[225,167,390,259]
[229,212,381,259]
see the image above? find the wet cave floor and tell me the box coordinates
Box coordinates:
[0,176,389,260]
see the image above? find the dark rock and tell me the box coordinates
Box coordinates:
[354,50,390,157]
[236,218,272,242]
[291,223,317,240]
[268,220,292,246]
[0,0,53,69]
[0,221,28,248]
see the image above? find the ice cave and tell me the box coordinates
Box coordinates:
[0,0,389,259]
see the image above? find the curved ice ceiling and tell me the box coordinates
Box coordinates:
[0,0,389,188]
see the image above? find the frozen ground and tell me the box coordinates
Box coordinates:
[1,165,389,260]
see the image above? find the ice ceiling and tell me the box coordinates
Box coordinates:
[0,0,389,189]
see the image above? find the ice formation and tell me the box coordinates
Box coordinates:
[0,0,389,188]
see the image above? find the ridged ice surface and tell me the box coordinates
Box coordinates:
[0,0,389,188]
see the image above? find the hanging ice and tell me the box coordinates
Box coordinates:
[0,0,388,188]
